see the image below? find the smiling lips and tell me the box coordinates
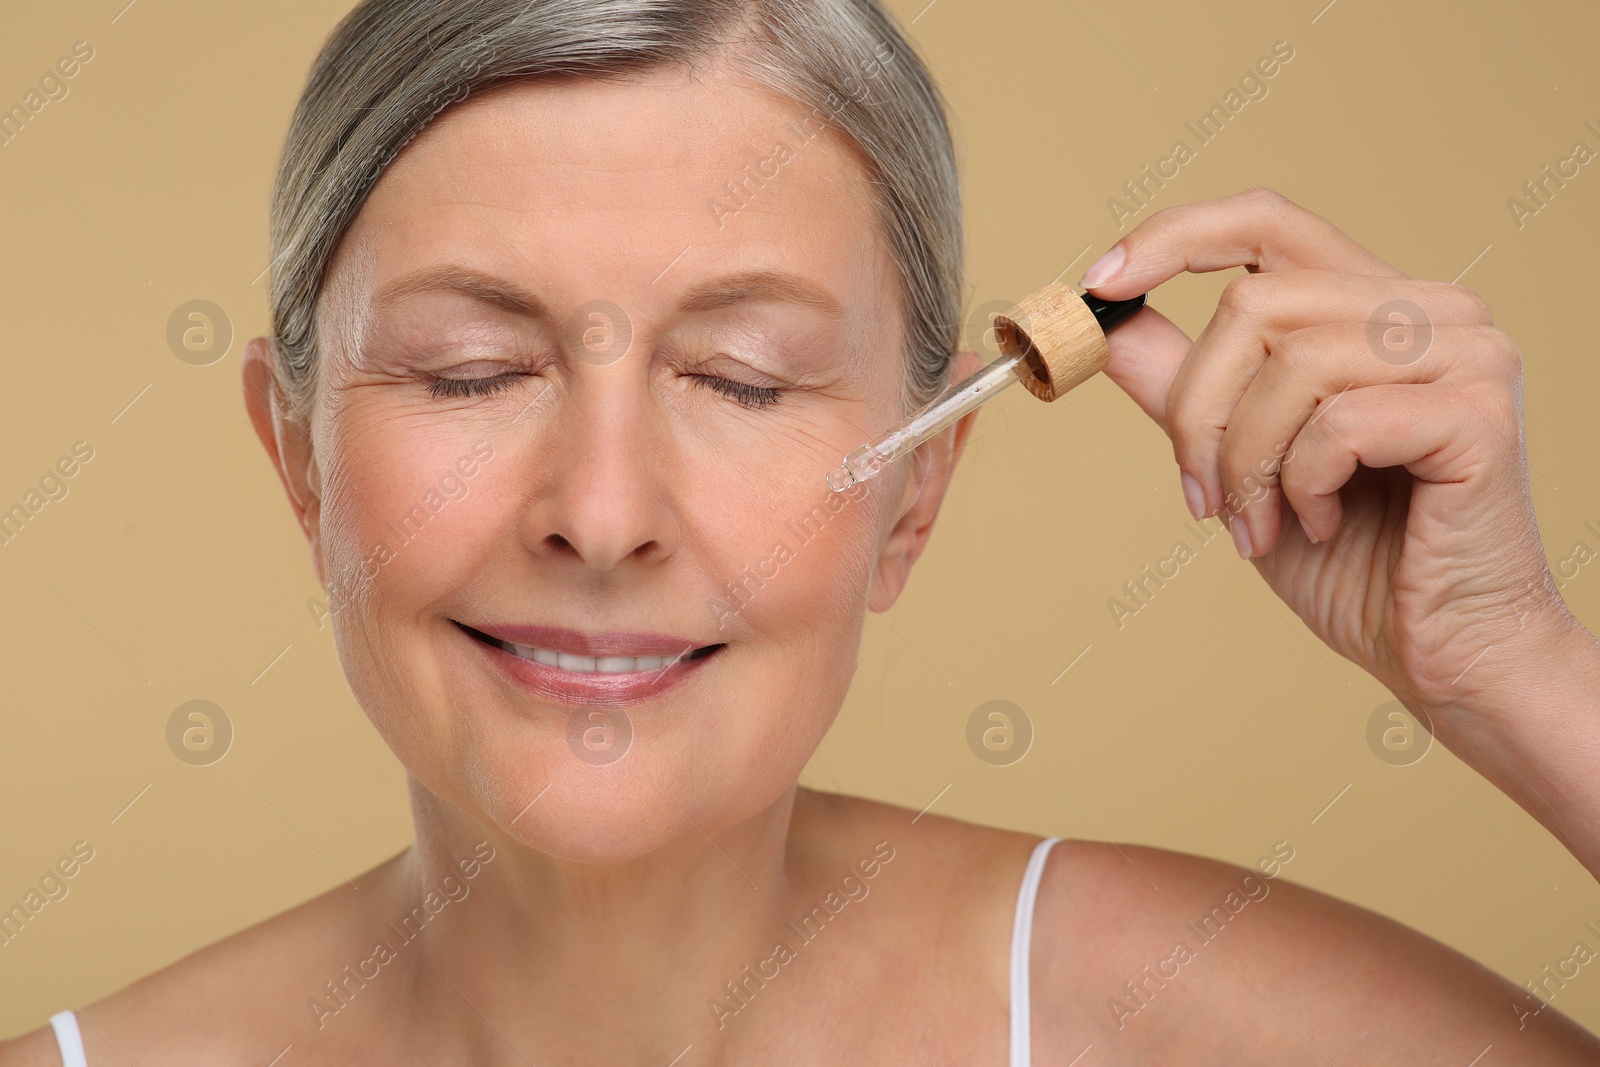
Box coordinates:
[454,620,724,704]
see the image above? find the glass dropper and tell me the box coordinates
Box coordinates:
[824,288,1145,492]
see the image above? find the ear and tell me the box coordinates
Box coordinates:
[241,336,326,586]
[867,348,987,613]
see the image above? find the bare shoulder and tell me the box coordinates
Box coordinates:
[792,785,1047,908]
[1027,839,1600,1065]
[791,787,1055,999]
[0,1024,61,1067]
[0,848,412,1067]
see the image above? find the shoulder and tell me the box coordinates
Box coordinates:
[1026,839,1600,1064]
[790,787,1057,997]
[792,786,1047,902]
[0,1022,62,1067]
[0,848,412,1067]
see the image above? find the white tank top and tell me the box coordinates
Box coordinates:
[48,1010,86,1067]
[1010,835,1062,1066]
[46,836,1063,1066]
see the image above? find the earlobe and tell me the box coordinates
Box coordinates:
[866,463,931,613]
[866,348,987,613]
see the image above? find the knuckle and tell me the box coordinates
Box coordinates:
[1452,284,1495,325]
[1163,389,1206,461]
[1251,185,1291,208]
[1306,392,1350,440]
[1271,324,1326,374]
[1465,376,1521,433]
[1143,202,1198,245]
[1214,432,1241,486]
[1278,441,1310,498]
[1232,185,1290,209]
[1217,272,1274,320]
[1144,203,1184,229]
[1243,186,1300,224]
[1481,327,1524,378]
[1218,436,1284,508]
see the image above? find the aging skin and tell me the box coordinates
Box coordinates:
[7,50,1600,1067]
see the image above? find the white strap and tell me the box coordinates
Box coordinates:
[49,1010,88,1067]
[1009,837,1061,1067]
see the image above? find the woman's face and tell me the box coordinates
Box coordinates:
[245,62,974,861]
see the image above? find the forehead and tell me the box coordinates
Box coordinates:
[329,62,898,327]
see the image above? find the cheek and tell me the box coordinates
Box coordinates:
[671,399,893,644]
[680,465,885,782]
[314,415,496,741]
[305,386,895,860]
[697,471,883,646]
[317,417,491,603]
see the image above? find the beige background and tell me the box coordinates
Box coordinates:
[4,0,1599,1038]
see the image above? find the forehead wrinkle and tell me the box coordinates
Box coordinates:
[315,69,913,411]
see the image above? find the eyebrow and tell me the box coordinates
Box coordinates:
[676,269,843,318]
[371,264,844,320]
[373,264,552,319]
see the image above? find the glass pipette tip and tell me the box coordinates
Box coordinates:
[824,289,1145,492]
[823,353,1024,491]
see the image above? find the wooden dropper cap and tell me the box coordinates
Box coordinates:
[991,282,1146,402]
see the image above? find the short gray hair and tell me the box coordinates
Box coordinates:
[267,0,963,425]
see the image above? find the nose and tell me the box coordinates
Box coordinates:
[523,374,681,572]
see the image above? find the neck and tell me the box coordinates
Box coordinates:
[376,776,810,1061]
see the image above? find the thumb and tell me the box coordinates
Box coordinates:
[1099,303,1191,436]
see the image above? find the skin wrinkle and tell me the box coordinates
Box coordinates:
[305,67,927,856]
[232,43,987,1057]
[72,11,1600,1054]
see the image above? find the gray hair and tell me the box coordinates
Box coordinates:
[267,0,963,425]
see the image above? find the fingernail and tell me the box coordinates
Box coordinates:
[1298,514,1317,544]
[1180,469,1205,520]
[1227,510,1253,559]
[1079,244,1126,290]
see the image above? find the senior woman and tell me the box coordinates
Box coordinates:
[9,0,1600,1063]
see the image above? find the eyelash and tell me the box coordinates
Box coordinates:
[424,372,783,410]
[427,374,518,400]
[695,375,783,410]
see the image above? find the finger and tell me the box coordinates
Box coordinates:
[1098,302,1192,433]
[1216,324,1510,553]
[1277,381,1515,548]
[1167,273,1494,518]
[1080,186,1408,301]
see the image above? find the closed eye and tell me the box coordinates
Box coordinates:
[693,374,783,410]
[424,370,783,409]
[427,373,520,399]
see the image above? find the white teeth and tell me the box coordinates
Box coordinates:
[501,641,679,674]
[557,651,596,672]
